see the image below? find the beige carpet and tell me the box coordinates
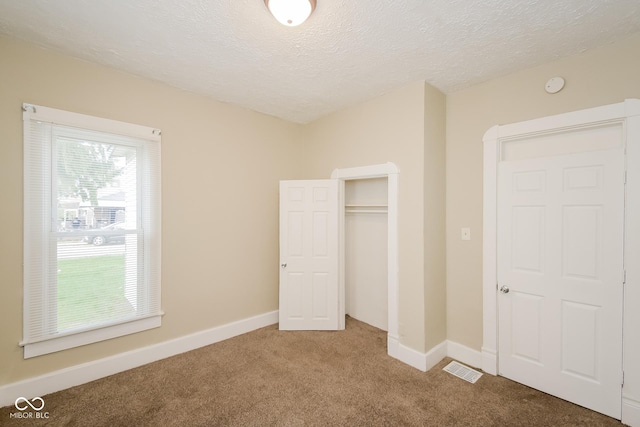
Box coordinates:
[0,317,623,426]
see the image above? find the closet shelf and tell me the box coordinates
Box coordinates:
[345,204,388,208]
[345,204,388,214]
[346,209,387,214]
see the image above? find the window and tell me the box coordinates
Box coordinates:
[22,104,162,358]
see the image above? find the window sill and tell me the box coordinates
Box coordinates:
[20,314,163,359]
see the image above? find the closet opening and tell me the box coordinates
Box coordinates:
[344,177,388,331]
[331,162,399,356]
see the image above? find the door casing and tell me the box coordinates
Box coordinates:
[482,99,640,425]
[331,163,400,357]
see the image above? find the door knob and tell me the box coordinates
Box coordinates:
[499,285,510,294]
[281,263,287,269]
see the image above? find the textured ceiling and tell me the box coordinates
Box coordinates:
[1,0,639,123]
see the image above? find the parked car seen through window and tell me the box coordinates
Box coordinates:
[83,222,125,246]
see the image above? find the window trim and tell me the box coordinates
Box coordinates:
[22,103,162,358]
[21,315,162,359]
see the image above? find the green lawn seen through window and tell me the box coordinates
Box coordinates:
[57,255,134,331]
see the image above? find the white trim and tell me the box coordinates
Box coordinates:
[384,339,482,373]
[490,102,630,141]
[482,127,499,376]
[23,103,160,141]
[330,163,400,358]
[424,341,448,372]
[624,101,640,427]
[22,314,162,358]
[446,340,483,370]
[623,397,640,427]
[336,178,346,330]
[387,336,446,372]
[0,310,278,407]
[331,162,399,180]
[481,346,498,376]
[482,99,640,423]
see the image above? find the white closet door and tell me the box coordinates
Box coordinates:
[279,180,339,330]
[498,148,624,418]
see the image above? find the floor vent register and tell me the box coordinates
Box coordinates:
[443,361,483,384]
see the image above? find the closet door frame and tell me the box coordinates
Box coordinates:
[331,163,400,355]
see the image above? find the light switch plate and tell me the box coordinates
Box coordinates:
[461,227,471,241]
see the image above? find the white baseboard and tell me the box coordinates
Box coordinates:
[446,341,483,369]
[387,338,483,373]
[0,310,278,408]
[387,336,423,371]
[425,341,448,371]
[623,396,640,427]
[388,336,445,372]
[481,347,498,375]
[0,318,532,410]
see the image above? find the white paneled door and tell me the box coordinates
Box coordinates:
[498,148,625,418]
[279,180,339,330]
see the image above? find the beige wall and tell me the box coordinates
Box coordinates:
[446,33,640,350]
[0,37,447,386]
[423,84,447,349]
[304,81,442,352]
[0,36,304,384]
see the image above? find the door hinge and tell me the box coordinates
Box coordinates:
[624,170,627,184]
[622,371,625,387]
[623,270,627,285]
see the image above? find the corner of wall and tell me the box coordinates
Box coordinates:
[423,83,447,350]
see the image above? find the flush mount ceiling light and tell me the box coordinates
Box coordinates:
[264,0,316,27]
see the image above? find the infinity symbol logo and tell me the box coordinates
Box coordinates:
[15,397,45,411]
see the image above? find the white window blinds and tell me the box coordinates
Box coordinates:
[22,104,162,358]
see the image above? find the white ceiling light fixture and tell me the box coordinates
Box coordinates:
[264,0,316,27]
